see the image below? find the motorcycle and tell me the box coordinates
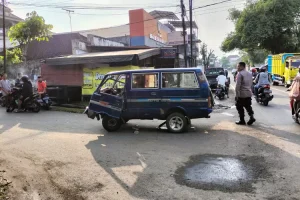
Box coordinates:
[0,93,5,107]
[292,100,300,124]
[6,87,41,113]
[255,84,274,106]
[37,94,52,110]
[215,84,228,100]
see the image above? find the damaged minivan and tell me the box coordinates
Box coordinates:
[85,68,213,133]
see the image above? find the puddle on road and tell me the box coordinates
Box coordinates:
[174,154,271,193]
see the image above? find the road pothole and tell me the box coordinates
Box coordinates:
[174,154,271,193]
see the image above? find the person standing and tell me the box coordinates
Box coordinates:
[37,75,47,98]
[0,74,11,105]
[297,66,300,77]
[235,62,256,125]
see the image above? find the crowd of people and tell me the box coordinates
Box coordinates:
[0,73,47,112]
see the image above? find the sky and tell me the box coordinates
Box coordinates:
[8,0,246,57]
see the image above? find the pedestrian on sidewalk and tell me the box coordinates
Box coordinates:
[235,62,256,125]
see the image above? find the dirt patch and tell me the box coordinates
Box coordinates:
[0,170,11,200]
[43,160,104,200]
[174,154,272,193]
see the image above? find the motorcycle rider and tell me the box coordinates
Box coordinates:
[251,68,258,78]
[15,73,22,87]
[289,75,300,120]
[16,76,33,113]
[254,66,272,98]
[216,71,228,97]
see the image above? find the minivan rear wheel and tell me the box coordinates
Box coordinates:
[166,112,188,133]
[102,115,122,132]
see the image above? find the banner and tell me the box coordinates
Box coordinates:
[82,66,141,95]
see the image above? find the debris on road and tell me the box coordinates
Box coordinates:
[0,170,11,200]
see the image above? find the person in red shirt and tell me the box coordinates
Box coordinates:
[37,75,47,98]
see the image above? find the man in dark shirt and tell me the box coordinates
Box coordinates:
[16,76,33,112]
[235,62,256,125]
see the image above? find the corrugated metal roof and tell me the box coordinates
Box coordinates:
[169,21,198,29]
[149,10,179,20]
[45,48,161,65]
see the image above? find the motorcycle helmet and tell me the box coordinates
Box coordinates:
[260,66,266,72]
[21,75,29,82]
[251,68,257,73]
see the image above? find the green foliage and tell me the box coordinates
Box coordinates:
[220,56,230,68]
[0,48,22,65]
[222,0,300,54]
[8,11,53,60]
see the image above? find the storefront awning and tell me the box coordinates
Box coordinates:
[44,48,161,65]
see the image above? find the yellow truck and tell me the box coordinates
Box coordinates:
[268,53,300,87]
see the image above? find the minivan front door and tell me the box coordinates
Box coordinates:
[89,74,126,119]
[126,72,161,119]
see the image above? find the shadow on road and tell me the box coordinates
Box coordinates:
[85,123,300,199]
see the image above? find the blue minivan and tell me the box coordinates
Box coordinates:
[85,68,213,133]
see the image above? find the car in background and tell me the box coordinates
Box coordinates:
[232,68,237,74]
[205,67,227,90]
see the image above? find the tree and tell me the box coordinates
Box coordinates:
[220,56,230,68]
[8,11,53,61]
[221,0,300,54]
[200,43,214,69]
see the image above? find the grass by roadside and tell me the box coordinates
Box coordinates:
[51,106,85,114]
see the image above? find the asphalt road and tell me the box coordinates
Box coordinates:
[0,83,300,200]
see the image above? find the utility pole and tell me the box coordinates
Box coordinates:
[189,0,193,67]
[180,0,187,68]
[2,0,6,73]
[63,9,74,32]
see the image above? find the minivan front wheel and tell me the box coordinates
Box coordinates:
[102,116,122,132]
[166,112,188,133]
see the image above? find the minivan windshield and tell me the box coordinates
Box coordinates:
[98,74,126,96]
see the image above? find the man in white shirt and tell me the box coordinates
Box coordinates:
[0,73,11,97]
[216,71,227,86]
[216,71,228,97]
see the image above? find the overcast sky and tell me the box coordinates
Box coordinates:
[9,0,246,57]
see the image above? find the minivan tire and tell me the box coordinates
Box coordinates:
[102,115,122,132]
[166,112,188,133]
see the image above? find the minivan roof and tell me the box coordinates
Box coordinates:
[107,68,202,75]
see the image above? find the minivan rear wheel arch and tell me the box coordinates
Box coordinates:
[165,107,187,118]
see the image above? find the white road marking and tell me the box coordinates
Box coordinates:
[221,112,235,117]
[230,84,236,91]
[271,87,288,94]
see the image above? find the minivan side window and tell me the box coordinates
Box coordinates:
[132,73,158,89]
[162,72,199,88]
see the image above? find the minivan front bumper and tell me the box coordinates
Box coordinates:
[84,107,98,120]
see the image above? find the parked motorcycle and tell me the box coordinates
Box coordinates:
[37,94,52,110]
[6,87,41,113]
[255,84,274,106]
